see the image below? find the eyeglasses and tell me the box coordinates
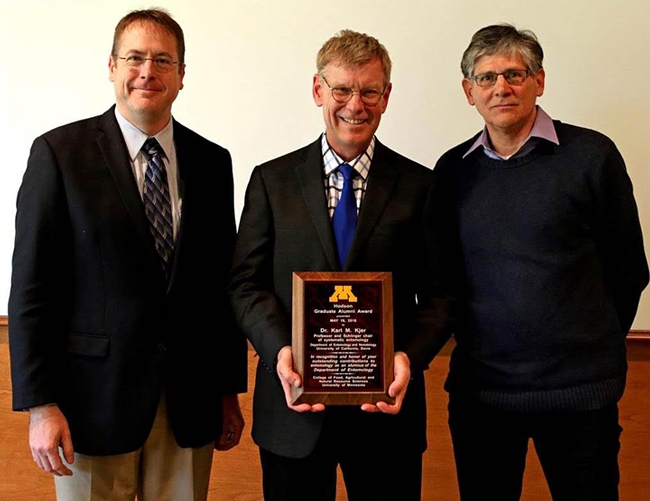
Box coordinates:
[472,69,530,87]
[322,77,386,105]
[115,55,182,73]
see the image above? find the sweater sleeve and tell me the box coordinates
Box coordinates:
[593,139,649,334]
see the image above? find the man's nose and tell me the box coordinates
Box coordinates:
[493,74,512,93]
[139,59,156,77]
[345,92,365,109]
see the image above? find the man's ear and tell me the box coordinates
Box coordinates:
[462,78,475,106]
[312,74,324,107]
[534,68,546,97]
[108,55,116,82]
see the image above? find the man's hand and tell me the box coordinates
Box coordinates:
[215,394,245,451]
[276,346,325,413]
[361,351,411,414]
[29,404,74,476]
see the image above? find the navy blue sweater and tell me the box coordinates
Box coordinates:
[434,121,648,413]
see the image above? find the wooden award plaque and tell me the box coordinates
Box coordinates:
[291,271,394,405]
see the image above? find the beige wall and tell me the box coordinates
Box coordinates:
[2,0,649,327]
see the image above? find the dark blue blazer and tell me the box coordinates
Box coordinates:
[228,138,452,458]
[9,106,248,455]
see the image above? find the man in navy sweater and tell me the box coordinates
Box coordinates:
[434,23,648,501]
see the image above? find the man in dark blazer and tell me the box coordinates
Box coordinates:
[8,8,247,500]
[229,30,453,501]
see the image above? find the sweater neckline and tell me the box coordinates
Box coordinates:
[472,143,549,169]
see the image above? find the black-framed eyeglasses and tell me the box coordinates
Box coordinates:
[115,55,182,73]
[322,77,387,105]
[472,69,530,87]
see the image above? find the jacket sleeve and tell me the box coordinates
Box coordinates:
[228,165,291,373]
[9,136,72,410]
[402,175,456,370]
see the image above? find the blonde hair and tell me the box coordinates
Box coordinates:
[316,29,391,85]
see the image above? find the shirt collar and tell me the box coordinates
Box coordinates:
[114,107,174,161]
[321,133,374,181]
[462,105,559,159]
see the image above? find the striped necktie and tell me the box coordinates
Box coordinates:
[141,138,174,272]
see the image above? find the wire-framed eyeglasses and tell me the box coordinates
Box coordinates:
[322,77,387,105]
[472,69,531,87]
[115,55,182,73]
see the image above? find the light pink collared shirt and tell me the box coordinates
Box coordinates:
[463,106,559,160]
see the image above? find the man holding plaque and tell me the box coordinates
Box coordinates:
[229,30,452,501]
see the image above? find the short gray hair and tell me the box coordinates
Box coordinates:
[461,23,543,78]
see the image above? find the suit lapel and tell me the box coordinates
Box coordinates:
[166,120,190,287]
[295,140,339,270]
[96,107,165,270]
[347,140,401,267]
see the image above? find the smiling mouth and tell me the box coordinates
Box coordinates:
[133,87,161,93]
[341,117,366,125]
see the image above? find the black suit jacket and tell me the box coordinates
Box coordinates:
[9,106,248,456]
[228,137,452,458]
